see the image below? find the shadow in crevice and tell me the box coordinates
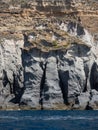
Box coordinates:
[68,22,85,36]
[23,33,32,48]
[58,70,69,105]
[3,68,25,104]
[3,70,24,103]
[68,44,90,57]
[40,40,53,47]
[3,70,13,94]
[90,62,98,91]
[10,69,25,104]
[39,62,48,110]
[83,64,89,92]
[39,62,50,110]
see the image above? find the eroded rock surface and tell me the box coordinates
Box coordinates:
[0,0,98,110]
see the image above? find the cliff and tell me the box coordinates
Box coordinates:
[0,0,98,110]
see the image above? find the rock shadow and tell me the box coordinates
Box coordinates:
[2,66,25,104]
[68,44,90,57]
[90,62,98,91]
[58,70,69,105]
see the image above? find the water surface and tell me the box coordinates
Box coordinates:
[0,110,98,130]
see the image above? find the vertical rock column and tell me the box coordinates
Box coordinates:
[42,54,63,109]
[0,39,24,108]
[21,49,43,109]
[58,47,86,104]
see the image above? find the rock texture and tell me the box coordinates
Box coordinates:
[0,0,98,110]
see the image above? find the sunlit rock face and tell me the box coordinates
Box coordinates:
[0,0,98,110]
[0,34,98,110]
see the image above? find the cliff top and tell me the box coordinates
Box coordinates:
[0,0,98,51]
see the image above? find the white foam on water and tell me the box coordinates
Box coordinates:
[0,116,19,120]
[0,115,98,121]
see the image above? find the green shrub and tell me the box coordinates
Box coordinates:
[52,40,58,46]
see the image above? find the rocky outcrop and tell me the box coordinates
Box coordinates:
[0,0,98,110]
[89,90,98,109]
[0,31,98,110]
[0,39,24,109]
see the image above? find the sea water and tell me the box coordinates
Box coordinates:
[0,110,98,130]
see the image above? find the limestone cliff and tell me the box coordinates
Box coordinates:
[0,0,98,110]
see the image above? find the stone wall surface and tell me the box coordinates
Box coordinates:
[0,0,98,109]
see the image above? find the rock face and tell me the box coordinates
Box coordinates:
[0,0,98,110]
[0,34,98,110]
[0,39,24,109]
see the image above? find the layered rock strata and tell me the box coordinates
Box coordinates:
[0,0,98,110]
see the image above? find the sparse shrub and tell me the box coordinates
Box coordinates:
[52,40,58,46]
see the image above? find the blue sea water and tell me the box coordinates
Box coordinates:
[0,110,98,130]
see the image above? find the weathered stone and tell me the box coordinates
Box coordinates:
[21,49,43,108]
[0,39,24,105]
[42,54,63,109]
[73,92,90,110]
[0,0,98,110]
[89,90,98,109]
